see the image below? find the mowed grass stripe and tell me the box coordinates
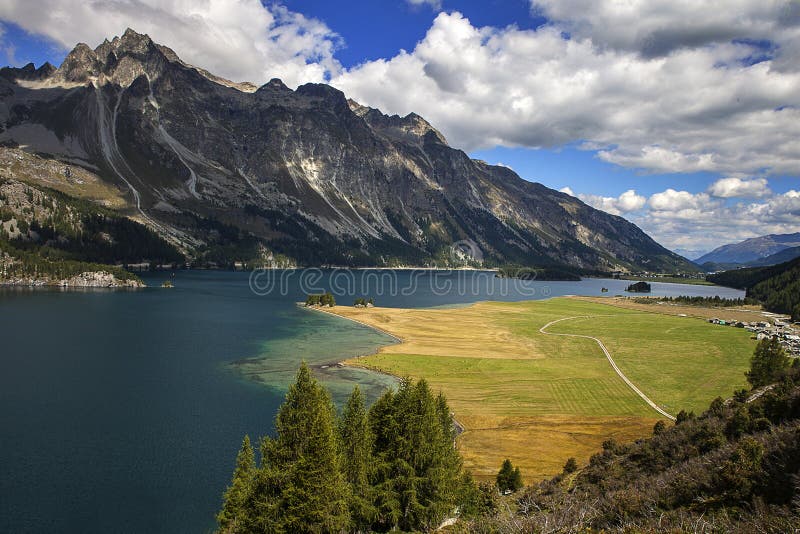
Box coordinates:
[548,312,755,413]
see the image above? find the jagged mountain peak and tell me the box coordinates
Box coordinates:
[0,29,696,271]
[120,27,154,47]
[348,98,448,145]
[259,78,290,92]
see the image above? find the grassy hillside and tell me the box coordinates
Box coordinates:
[0,176,183,284]
[330,298,755,481]
[460,360,800,533]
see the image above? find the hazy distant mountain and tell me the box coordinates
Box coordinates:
[696,232,800,267]
[0,29,695,271]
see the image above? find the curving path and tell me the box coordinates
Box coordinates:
[540,316,676,421]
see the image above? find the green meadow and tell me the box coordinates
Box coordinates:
[333,297,756,480]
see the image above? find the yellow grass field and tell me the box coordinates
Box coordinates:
[327,297,756,481]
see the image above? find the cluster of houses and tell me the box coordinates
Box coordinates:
[708,317,800,357]
[613,271,709,281]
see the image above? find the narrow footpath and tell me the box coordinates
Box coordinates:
[540,316,676,421]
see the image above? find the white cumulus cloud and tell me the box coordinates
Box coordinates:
[333,10,800,178]
[629,188,800,254]
[577,189,647,216]
[708,177,771,198]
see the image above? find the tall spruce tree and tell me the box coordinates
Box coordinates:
[252,362,350,533]
[496,459,523,492]
[217,435,255,532]
[339,386,376,531]
[366,389,402,530]
[368,378,465,532]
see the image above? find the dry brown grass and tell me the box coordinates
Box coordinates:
[331,303,546,360]
[457,415,658,481]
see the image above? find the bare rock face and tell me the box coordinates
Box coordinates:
[0,29,696,271]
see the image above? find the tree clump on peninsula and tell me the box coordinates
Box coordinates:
[305,292,336,307]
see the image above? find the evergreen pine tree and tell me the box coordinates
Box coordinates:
[510,467,523,491]
[368,379,466,532]
[367,389,402,530]
[563,457,578,474]
[496,459,522,492]
[255,362,350,532]
[217,435,255,532]
[339,385,376,531]
[746,337,790,387]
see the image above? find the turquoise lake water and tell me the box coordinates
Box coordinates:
[0,270,744,533]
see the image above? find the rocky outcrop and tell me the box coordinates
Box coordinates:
[0,271,144,288]
[62,271,144,287]
[0,29,697,272]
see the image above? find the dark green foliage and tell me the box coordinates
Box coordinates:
[338,386,376,531]
[305,292,336,307]
[368,379,466,532]
[217,369,472,533]
[675,409,695,424]
[625,281,651,293]
[459,480,499,519]
[0,239,141,282]
[248,363,350,533]
[652,420,667,436]
[496,459,523,493]
[634,295,756,307]
[0,180,181,282]
[747,337,791,387]
[2,184,182,265]
[563,457,578,474]
[217,436,255,531]
[707,396,725,417]
[708,256,800,320]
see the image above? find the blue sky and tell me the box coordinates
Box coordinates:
[1,0,799,257]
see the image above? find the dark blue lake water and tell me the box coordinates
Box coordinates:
[0,270,744,533]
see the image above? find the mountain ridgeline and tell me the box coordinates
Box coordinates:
[0,29,695,271]
[697,232,800,271]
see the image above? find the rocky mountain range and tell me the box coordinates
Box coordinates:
[0,29,696,271]
[696,232,800,270]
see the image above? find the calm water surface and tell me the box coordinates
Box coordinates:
[0,270,744,533]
